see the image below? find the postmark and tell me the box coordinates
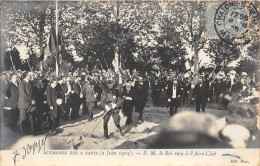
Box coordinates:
[214,1,258,45]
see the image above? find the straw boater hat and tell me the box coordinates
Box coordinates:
[229,70,236,75]
[241,72,247,76]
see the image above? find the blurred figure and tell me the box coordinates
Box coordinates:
[220,124,250,148]
[218,103,258,148]
[226,103,257,133]
[148,111,229,148]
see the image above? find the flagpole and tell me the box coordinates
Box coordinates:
[55,0,59,77]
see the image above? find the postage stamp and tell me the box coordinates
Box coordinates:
[207,1,259,45]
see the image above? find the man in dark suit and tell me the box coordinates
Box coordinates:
[71,77,82,119]
[177,75,185,107]
[230,76,243,102]
[134,76,148,124]
[82,77,97,122]
[122,80,136,125]
[167,79,181,116]
[143,76,150,102]
[55,77,65,127]
[151,78,162,106]
[4,74,19,130]
[46,78,58,133]
[182,77,191,106]
[192,77,210,112]
[93,77,102,107]
[32,79,45,132]
[81,76,88,115]
[214,78,223,104]
[62,76,72,120]
[18,72,35,132]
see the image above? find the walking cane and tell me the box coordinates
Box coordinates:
[27,59,33,71]
[92,109,111,132]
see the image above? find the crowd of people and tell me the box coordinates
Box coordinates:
[1,67,258,141]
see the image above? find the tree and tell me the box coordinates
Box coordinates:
[156,3,187,72]
[236,41,259,75]
[166,2,207,80]
[4,2,52,53]
[3,48,22,71]
[58,1,162,72]
[2,1,214,75]
[206,39,241,66]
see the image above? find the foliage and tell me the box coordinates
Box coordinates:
[206,39,241,66]
[236,41,259,75]
[1,1,259,76]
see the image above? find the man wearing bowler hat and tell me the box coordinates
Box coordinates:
[192,76,210,112]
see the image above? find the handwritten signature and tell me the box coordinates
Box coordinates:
[12,134,48,166]
[222,153,241,159]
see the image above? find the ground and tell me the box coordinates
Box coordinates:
[2,104,229,150]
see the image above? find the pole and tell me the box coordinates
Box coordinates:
[55,0,59,77]
[103,58,109,70]
[27,59,33,71]
[114,45,119,73]
[9,52,15,71]
[97,59,104,71]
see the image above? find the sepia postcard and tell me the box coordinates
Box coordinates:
[0,0,259,165]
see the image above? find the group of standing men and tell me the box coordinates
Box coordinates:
[151,70,257,116]
[3,70,151,139]
[2,68,257,139]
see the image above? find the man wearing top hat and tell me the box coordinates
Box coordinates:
[167,79,181,116]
